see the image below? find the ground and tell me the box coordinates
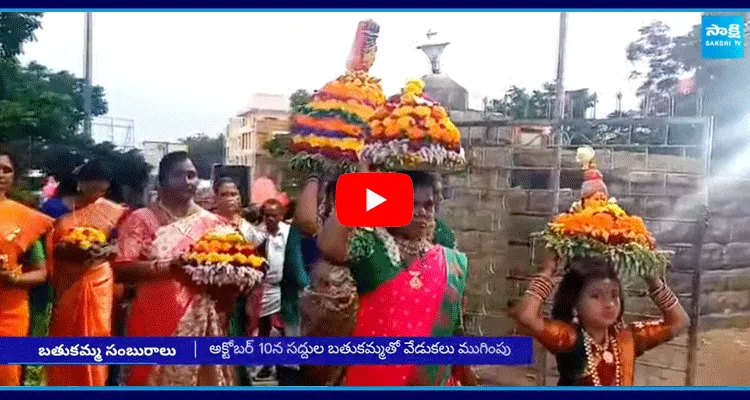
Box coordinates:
[476,328,750,386]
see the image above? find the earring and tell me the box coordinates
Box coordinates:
[572,309,579,325]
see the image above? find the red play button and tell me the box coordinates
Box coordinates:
[335,172,414,228]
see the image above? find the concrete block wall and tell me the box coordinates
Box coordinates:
[443,112,750,336]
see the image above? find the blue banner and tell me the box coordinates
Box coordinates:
[0,337,532,366]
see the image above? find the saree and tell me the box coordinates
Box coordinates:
[345,244,468,386]
[114,205,236,386]
[0,199,54,386]
[46,198,126,386]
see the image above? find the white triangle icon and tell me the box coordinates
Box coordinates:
[366,188,387,212]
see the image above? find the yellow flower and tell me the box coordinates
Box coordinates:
[396,116,414,130]
[79,240,92,250]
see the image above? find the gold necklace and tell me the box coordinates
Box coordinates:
[582,329,621,386]
[393,236,432,290]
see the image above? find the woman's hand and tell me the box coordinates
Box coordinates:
[0,269,18,286]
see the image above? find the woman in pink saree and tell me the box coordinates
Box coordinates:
[317,171,478,386]
[114,151,236,386]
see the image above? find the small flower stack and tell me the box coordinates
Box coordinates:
[56,227,116,262]
[289,20,386,175]
[181,229,266,290]
[542,146,670,278]
[362,79,466,171]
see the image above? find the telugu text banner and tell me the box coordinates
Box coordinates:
[0,337,532,366]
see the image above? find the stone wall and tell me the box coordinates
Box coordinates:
[440,111,750,339]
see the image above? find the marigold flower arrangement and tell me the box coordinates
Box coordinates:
[362,79,466,171]
[181,228,266,290]
[289,20,386,176]
[55,227,117,262]
[542,147,670,278]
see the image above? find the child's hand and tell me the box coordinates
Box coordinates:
[540,253,560,276]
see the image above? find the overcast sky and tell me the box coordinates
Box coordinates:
[19,12,701,145]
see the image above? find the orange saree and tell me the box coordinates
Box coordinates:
[46,198,125,386]
[0,199,54,386]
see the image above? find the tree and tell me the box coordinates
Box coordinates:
[626,16,750,161]
[0,13,150,205]
[626,21,681,99]
[0,12,43,59]
[289,89,312,113]
[182,134,225,179]
[486,82,597,119]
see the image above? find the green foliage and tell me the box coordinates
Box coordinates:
[181,134,225,179]
[289,89,313,114]
[485,82,597,119]
[0,61,108,145]
[542,230,669,280]
[0,12,43,59]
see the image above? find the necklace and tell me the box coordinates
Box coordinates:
[393,236,432,290]
[581,328,621,386]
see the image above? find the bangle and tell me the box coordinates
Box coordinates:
[525,274,555,302]
[649,280,679,311]
[150,260,171,274]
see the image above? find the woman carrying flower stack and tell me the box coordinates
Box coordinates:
[114,151,240,386]
[511,146,689,386]
[46,159,126,386]
[316,79,475,386]
[0,149,54,386]
[278,19,387,386]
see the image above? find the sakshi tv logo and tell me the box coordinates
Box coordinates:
[701,15,745,60]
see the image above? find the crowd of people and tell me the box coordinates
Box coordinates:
[0,140,692,387]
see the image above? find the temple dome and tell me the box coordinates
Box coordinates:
[422,73,468,111]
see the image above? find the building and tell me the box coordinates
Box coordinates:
[225,93,291,176]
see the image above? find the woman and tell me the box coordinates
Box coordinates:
[40,176,77,219]
[213,177,255,386]
[46,159,125,386]
[282,176,334,386]
[0,150,54,386]
[317,170,477,386]
[513,255,689,386]
[113,151,236,386]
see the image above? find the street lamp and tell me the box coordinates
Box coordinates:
[416,29,450,74]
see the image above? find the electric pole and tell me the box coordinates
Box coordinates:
[83,12,93,138]
[553,12,568,120]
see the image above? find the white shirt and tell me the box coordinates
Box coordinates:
[241,221,289,317]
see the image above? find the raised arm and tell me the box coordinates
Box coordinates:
[294,178,322,236]
[512,257,577,353]
[316,207,353,265]
[631,276,689,355]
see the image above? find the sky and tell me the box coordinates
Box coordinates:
[20,11,702,145]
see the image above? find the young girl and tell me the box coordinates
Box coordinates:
[513,146,690,386]
[514,255,688,386]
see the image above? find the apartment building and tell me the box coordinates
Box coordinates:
[225,93,291,172]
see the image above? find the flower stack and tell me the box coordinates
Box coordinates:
[542,146,669,278]
[289,20,386,175]
[181,229,266,290]
[56,227,117,262]
[362,79,466,171]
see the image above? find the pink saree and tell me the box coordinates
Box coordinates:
[114,204,236,386]
[345,245,468,386]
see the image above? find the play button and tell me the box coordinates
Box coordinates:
[366,188,386,212]
[335,172,414,227]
